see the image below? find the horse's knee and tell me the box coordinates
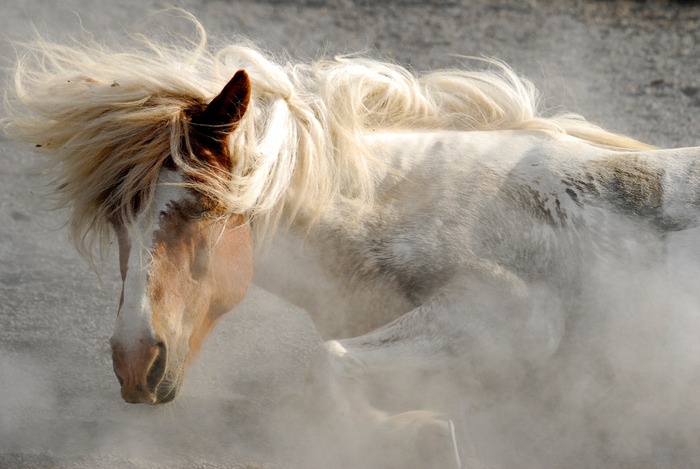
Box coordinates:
[306,339,357,387]
[323,339,349,361]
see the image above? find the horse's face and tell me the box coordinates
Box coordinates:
[110,71,253,404]
[110,181,253,404]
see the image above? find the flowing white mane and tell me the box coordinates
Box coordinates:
[3,13,652,263]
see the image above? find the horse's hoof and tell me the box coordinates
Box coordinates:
[380,410,464,469]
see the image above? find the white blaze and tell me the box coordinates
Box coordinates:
[111,170,193,352]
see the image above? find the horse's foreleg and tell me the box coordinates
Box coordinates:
[303,275,565,468]
[316,273,564,393]
[305,335,463,468]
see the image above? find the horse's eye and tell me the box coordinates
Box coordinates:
[192,208,208,219]
[185,203,208,220]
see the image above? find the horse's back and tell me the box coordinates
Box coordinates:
[361,130,700,296]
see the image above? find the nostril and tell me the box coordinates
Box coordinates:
[146,342,167,393]
[113,361,124,386]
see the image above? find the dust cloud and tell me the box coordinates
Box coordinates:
[3,227,700,468]
[2,2,700,469]
[268,227,700,469]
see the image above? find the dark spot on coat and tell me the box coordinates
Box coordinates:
[565,188,582,207]
[504,184,565,227]
[595,154,664,218]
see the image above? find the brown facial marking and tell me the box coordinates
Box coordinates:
[147,199,252,367]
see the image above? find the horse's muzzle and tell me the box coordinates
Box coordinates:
[111,340,171,404]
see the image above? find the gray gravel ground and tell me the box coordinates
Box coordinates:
[1,1,699,468]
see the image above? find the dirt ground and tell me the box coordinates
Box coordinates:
[1,1,699,468]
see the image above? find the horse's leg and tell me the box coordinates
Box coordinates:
[306,333,464,469]
[305,272,565,468]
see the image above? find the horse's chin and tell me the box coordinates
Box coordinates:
[152,385,178,404]
[120,369,184,405]
[152,370,184,404]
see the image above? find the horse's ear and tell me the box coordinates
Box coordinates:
[191,70,251,138]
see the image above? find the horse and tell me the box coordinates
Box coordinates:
[5,14,700,468]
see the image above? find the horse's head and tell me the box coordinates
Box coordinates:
[110,71,253,404]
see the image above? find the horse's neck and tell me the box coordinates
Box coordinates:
[252,227,414,339]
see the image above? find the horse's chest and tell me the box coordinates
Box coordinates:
[254,229,416,338]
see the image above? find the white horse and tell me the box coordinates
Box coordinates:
[6,14,700,468]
